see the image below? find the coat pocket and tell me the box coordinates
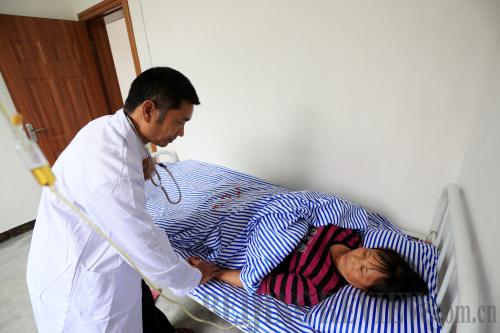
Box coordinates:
[71,268,116,324]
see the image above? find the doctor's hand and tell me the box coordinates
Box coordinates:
[187,257,221,285]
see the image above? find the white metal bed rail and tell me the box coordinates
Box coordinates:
[429,184,487,333]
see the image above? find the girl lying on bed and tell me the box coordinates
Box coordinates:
[189,225,428,306]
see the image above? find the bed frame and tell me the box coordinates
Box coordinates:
[426,184,487,333]
[153,151,487,332]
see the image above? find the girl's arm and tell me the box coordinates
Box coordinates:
[187,257,243,288]
[216,269,243,288]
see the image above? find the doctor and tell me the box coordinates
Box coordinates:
[26,67,219,333]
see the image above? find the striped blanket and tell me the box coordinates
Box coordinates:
[145,160,440,333]
[146,160,367,293]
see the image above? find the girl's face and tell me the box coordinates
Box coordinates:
[336,247,385,290]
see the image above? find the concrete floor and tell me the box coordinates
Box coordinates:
[0,231,240,333]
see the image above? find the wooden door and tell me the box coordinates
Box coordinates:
[0,14,110,165]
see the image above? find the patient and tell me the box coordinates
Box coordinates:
[189,225,428,306]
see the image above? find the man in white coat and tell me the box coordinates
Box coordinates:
[26,67,219,333]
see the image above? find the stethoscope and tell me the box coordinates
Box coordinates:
[125,112,182,204]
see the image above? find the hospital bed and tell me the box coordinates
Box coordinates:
[145,154,486,333]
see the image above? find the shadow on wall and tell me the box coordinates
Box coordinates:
[231,102,402,231]
[234,103,318,190]
[461,190,492,308]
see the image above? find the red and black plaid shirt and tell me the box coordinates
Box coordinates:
[257,225,361,306]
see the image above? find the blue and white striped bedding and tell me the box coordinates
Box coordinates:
[305,217,441,333]
[242,191,367,293]
[145,160,441,333]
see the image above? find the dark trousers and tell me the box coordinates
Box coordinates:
[141,280,176,333]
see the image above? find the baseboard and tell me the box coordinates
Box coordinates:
[0,220,35,243]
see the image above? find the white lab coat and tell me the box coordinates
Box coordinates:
[26,110,201,333]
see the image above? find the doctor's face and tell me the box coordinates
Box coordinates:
[150,101,193,147]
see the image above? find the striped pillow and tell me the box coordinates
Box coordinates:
[304,228,441,333]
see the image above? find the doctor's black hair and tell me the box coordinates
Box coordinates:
[367,248,429,296]
[124,67,200,123]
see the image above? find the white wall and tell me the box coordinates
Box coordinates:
[458,37,500,328]
[71,0,100,16]
[3,0,499,237]
[137,0,500,233]
[106,18,137,103]
[0,0,75,20]
[0,75,42,233]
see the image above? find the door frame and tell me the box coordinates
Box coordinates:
[78,0,158,151]
[78,0,141,76]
